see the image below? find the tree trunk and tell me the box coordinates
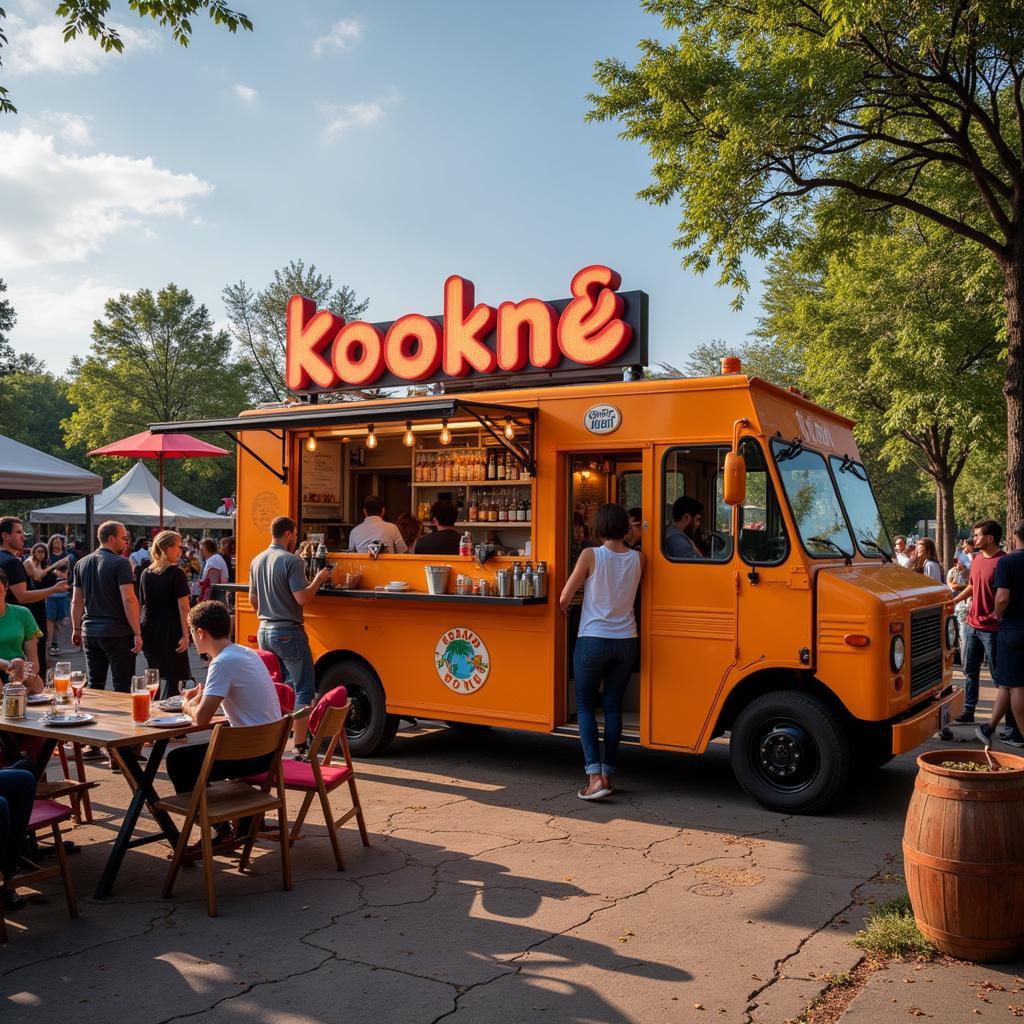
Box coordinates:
[1005,253,1024,532]
[935,475,956,568]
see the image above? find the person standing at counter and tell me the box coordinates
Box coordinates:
[414,501,461,555]
[559,503,645,801]
[249,515,331,756]
[348,496,408,554]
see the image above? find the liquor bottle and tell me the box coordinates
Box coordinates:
[508,457,518,481]
[487,450,496,480]
[497,451,506,480]
[516,497,526,522]
[469,490,478,522]
[525,495,531,521]
[455,490,466,521]
[460,531,473,557]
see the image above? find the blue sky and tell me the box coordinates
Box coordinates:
[1,0,765,376]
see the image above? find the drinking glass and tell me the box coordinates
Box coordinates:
[131,675,151,725]
[44,668,55,703]
[54,660,71,704]
[70,671,86,714]
[145,668,161,701]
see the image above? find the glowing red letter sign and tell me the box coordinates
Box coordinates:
[285,265,642,392]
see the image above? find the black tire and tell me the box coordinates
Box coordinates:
[729,690,850,814]
[851,722,895,771]
[318,661,399,756]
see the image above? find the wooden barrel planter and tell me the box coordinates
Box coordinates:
[903,749,1024,962]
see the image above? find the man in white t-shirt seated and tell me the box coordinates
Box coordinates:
[347,494,408,554]
[169,601,283,836]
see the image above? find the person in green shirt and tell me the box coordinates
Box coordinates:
[0,567,43,691]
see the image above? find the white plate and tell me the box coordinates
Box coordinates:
[40,713,95,727]
[385,582,410,591]
[27,693,54,705]
[145,714,193,728]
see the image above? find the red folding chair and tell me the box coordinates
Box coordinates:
[246,686,369,870]
[255,648,296,715]
[9,799,79,922]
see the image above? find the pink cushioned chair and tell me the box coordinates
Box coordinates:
[246,686,369,870]
[255,647,296,715]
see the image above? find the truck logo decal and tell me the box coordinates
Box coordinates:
[794,411,835,448]
[435,627,490,694]
[584,403,621,435]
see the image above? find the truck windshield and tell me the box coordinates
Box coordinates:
[770,439,854,558]
[829,456,892,559]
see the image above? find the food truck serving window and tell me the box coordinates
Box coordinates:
[829,456,892,559]
[661,446,733,562]
[770,439,854,559]
[738,439,788,566]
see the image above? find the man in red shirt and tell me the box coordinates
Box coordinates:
[953,519,1023,741]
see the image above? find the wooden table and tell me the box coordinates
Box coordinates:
[0,691,217,899]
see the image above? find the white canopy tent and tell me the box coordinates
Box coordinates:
[30,461,232,531]
[0,434,103,499]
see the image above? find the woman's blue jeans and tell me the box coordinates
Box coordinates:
[573,635,638,776]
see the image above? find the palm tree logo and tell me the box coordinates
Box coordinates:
[435,629,490,691]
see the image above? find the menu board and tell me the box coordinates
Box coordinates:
[302,442,342,513]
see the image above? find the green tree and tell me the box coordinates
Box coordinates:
[675,338,803,387]
[65,284,252,512]
[589,1,1024,528]
[0,277,16,376]
[223,260,369,403]
[759,217,1005,564]
[1,1,252,114]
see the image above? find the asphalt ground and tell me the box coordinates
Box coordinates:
[3,638,1020,1024]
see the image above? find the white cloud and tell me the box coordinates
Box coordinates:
[234,83,258,103]
[191,216,207,226]
[312,19,362,57]
[319,90,400,146]
[0,128,213,269]
[6,278,128,371]
[5,12,158,76]
[23,111,93,147]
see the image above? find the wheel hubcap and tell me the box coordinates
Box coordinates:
[345,685,370,738]
[753,721,818,792]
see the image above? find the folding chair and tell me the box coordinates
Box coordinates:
[155,717,292,917]
[247,699,369,870]
[8,799,80,922]
[39,745,97,824]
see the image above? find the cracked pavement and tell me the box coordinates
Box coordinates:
[1,720,947,1023]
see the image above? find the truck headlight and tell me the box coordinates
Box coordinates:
[945,617,957,649]
[891,634,906,672]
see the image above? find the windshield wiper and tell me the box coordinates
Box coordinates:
[809,536,852,558]
[858,537,892,563]
[837,455,868,481]
[775,438,805,463]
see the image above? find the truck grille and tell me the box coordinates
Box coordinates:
[909,607,943,698]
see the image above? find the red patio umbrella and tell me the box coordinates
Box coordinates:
[88,430,228,528]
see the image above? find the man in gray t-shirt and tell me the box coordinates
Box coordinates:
[248,516,329,751]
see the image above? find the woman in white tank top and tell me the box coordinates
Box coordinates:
[559,504,645,800]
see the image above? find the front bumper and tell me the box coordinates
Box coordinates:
[890,685,964,755]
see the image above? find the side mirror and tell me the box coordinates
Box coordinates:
[723,451,747,506]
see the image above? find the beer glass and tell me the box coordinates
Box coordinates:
[53,661,71,704]
[131,675,151,725]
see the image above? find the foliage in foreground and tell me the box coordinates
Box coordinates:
[853,895,935,959]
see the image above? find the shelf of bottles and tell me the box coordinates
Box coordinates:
[412,445,532,530]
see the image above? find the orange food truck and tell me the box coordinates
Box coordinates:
[154,265,962,813]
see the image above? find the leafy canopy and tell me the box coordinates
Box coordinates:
[1,1,252,113]
[223,260,369,403]
[588,0,1024,300]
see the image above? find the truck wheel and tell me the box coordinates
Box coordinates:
[318,662,399,757]
[729,690,850,814]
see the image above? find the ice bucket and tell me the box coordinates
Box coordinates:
[424,565,451,595]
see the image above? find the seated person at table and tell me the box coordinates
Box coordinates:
[1,767,37,910]
[665,496,705,559]
[0,568,42,691]
[414,501,461,555]
[348,495,408,554]
[172,601,283,838]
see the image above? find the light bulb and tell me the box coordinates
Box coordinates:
[403,421,415,447]
[305,435,317,453]
[366,425,378,449]
[504,419,515,440]
[439,419,451,445]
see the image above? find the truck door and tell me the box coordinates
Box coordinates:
[732,436,812,683]
[647,443,739,750]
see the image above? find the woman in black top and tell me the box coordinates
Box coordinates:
[23,542,58,678]
[139,530,191,698]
